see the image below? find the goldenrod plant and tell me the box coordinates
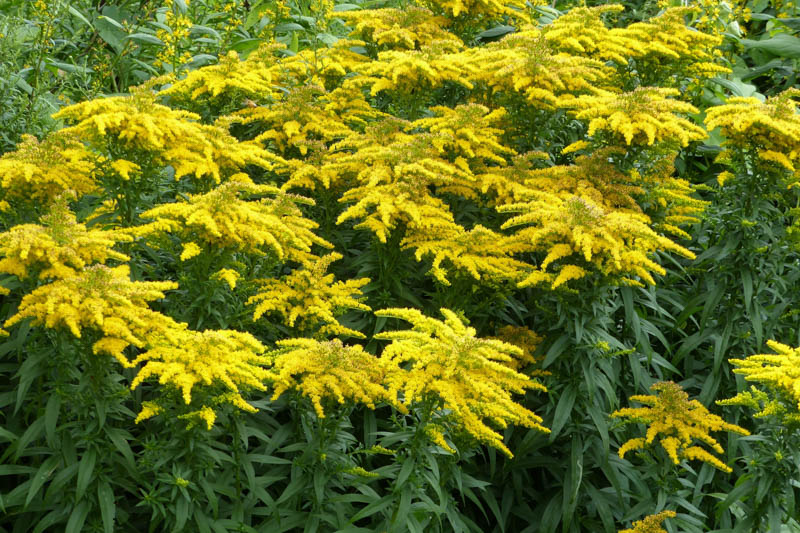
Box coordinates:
[2,0,800,532]
[612,381,749,472]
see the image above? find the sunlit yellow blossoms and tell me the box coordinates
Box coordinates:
[465,27,609,110]
[376,308,548,457]
[339,7,459,49]
[403,223,529,285]
[248,253,370,337]
[719,340,800,425]
[618,7,728,82]
[4,265,178,367]
[0,200,131,280]
[159,48,281,105]
[139,176,331,262]
[418,0,527,19]
[350,40,473,97]
[266,338,388,417]
[618,510,676,533]
[500,193,695,288]
[568,87,706,146]
[53,87,283,182]
[131,327,270,420]
[612,381,749,472]
[705,89,800,172]
[0,133,98,209]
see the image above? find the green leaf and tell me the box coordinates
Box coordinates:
[125,33,164,45]
[76,447,97,502]
[274,23,306,32]
[477,25,515,40]
[13,417,45,461]
[68,6,94,29]
[26,455,60,507]
[98,481,115,533]
[65,501,90,533]
[45,394,61,447]
[741,33,800,58]
[549,385,576,441]
[175,496,189,531]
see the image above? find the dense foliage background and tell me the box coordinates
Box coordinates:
[1,0,800,532]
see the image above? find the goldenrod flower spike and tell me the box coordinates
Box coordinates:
[131,327,270,413]
[612,381,749,472]
[614,7,729,80]
[235,85,381,157]
[159,47,283,104]
[566,87,707,147]
[500,192,695,289]
[402,223,531,286]
[376,308,548,457]
[248,252,370,338]
[719,340,800,425]
[4,265,179,367]
[53,87,284,183]
[705,89,800,173]
[418,0,528,20]
[0,132,98,208]
[0,199,131,281]
[266,338,388,418]
[338,7,460,50]
[139,176,332,262]
[618,510,676,533]
[542,5,639,65]
[463,27,610,110]
[351,40,474,97]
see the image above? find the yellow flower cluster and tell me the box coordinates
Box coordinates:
[0,200,131,280]
[159,49,280,104]
[53,88,283,183]
[720,340,800,425]
[413,104,514,169]
[4,265,178,367]
[155,2,193,70]
[376,308,548,457]
[402,223,530,285]
[351,40,473,97]
[500,192,695,288]
[131,327,270,414]
[418,0,527,19]
[266,338,388,417]
[567,87,706,146]
[236,85,381,157]
[465,27,608,109]
[0,133,98,209]
[618,510,676,533]
[542,5,639,64]
[338,7,459,50]
[139,177,331,262]
[705,89,800,173]
[612,381,749,472]
[248,253,370,338]
[620,8,728,81]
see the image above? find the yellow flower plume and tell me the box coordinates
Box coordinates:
[139,176,332,262]
[376,307,548,457]
[4,265,178,367]
[612,381,749,472]
[266,338,388,418]
[248,252,370,338]
[0,200,131,281]
[618,510,676,533]
[0,132,98,208]
[131,327,270,412]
